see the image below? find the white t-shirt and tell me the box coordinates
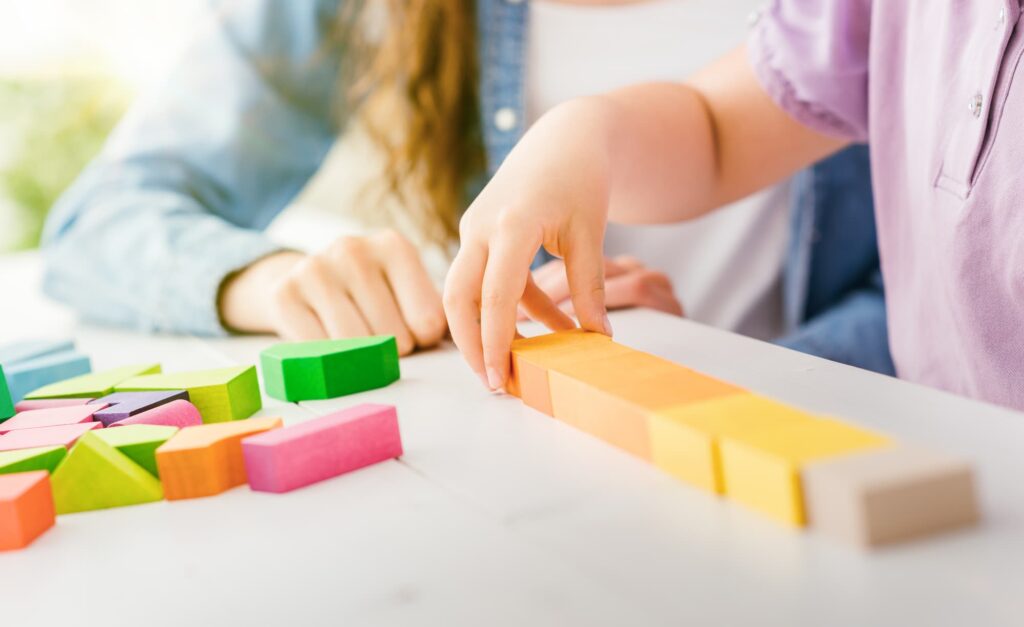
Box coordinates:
[526,0,790,340]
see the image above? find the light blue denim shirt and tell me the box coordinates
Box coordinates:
[42,0,894,375]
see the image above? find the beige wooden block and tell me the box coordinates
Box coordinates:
[803,446,980,547]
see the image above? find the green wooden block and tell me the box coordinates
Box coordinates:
[115,366,261,423]
[0,446,66,475]
[93,425,178,477]
[25,363,162,400]
[260,337,401,402]
[51,432,164,514]
[0,364,13,420]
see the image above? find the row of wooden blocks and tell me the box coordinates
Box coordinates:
[0,398,403,550]
[508,330,979,548]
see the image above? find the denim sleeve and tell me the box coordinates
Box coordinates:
[41,0,343,335]
[775,271,896,376]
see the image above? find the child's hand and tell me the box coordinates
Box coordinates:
[444,99,618,391]
[220,230,446,355]
[519,256,684,321]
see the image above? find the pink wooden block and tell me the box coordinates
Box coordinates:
[242,403,403,493]
[108,400,203,428]
[14,398,95,413]
[0,404,108,434]
[0,422,102,452]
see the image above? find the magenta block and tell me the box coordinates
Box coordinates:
[242,403,403,493]
[14,398,94,413]
[90,390,189,426]
[0,422,102,452]
[108,399,202,428]
[0,404,108,434]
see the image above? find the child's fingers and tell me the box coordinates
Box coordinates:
[272,282,329,340]
[563,231,613,337]
[443,244,489,385]
[373,231,448,348]
[519,275,577,330]
[534,255,638,305]
[294,262,372,339]
[479,235,541,390]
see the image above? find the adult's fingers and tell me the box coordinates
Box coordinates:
[562,231,613,337]
[519,274,577,330]
[479,233,542,390]
[443,243,489,385]
[372,230,447,347]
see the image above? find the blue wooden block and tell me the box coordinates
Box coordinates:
[4,351,93,403]
[0,340,74,366]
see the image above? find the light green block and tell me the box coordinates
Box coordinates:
[0,364,13,420]
[0,446,66,475]
[51,432,164,514]
[93,425,178,477]
[25,363,161,400]
[260,337,400,401]
[115,365,261,423]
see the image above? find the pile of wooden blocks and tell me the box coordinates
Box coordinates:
[508,330,980,548]
[0,337,404,551]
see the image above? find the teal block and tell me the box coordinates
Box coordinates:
[0,340,74,365]
[0,364,12,420]
[5,351,92,402]
[261,337,400,401]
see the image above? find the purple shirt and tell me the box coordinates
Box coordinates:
[749,0,1024,409]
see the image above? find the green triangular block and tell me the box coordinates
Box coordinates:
[93,425,178,477]
[0,364,13,420]
[25,363,162,400]
[51,432,164,514]
[0,446,67,475]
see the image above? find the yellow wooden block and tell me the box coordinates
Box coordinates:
[720,418,890,527]
[549,358,742,460]
[508,331,620,415]
[649,395,817,494]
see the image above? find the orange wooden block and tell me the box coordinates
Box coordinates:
[0,471,55,551]
[154,417,282,500]
[549,356,742,460]
[508,331,621,415]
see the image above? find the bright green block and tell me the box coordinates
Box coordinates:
[93,425,178,477]
[25,363,162,400]
[260,336,401,401]
[115,365,261,423]
[0,364,13,420]
[51,432,164,514]
[0,446,66,475]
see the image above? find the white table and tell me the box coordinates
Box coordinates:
[2,252,1023,626]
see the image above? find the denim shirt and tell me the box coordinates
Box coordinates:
[42,0,894,375]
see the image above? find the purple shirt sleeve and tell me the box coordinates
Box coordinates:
[747,0,872,142]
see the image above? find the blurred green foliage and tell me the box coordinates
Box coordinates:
[0,77,129,251]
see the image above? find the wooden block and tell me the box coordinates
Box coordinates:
[0,339,74,365]
[0,471,55,551]
[25,363,161,400]
[51,432,164,514]
[14,398,94,413]
[155,417,283,499]
[803,446,980,547]
[0,422,102,452]
[89,390,189,426]
[4,351,92,403]
[93,425,178,478]
[0,404,107,434]
[243,404,402,493]
[116,366,261,423]
[0,446,67,475]
[649,395,818,494]
[720,418,890,527]
[261,337,400,402]
[0,364,12,421]
[508,330,621,415]
[109,399,203,429]
[547,356,742,460]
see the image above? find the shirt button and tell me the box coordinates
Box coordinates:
[747,9,762,26]
[998,7,1007,27]
[505,0,525,4]
[968,92,984,118]
[494,107,518,132]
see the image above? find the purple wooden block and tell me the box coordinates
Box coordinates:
[89,390,189,426]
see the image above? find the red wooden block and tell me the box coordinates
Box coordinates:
[0,471,55,551]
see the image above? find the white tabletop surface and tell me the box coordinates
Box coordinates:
[1,251,1023,626]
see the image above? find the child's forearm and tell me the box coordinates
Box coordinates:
[594,47,848,224]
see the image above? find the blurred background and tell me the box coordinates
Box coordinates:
[0,0,206,252]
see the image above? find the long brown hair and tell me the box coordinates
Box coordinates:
[338,0,485,246]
